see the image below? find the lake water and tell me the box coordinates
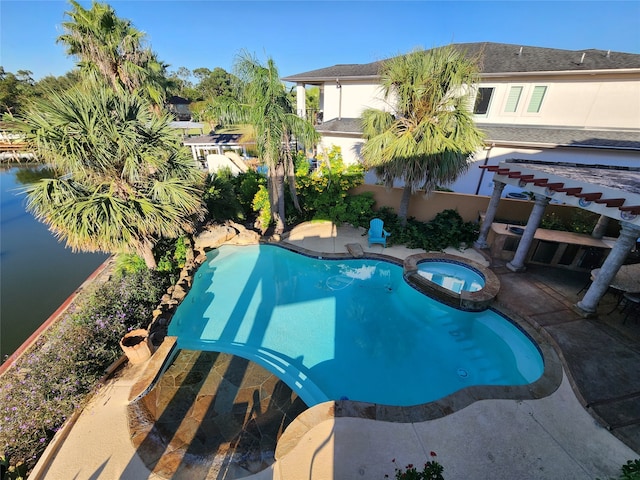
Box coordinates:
[0,165,108,361]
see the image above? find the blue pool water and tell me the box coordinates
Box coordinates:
[169,244,543,407]
[418,261,485,293]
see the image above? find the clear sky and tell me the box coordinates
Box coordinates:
[1,0,640,82]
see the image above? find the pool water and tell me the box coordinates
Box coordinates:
[418,261,485,293]
[169,245,543,407]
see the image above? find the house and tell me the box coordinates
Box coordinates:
[166,95,192,121]
[182,133,251,169]
[282,42,640,197]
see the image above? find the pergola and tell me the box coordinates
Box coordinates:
[182,133,250,167]
[474,160,640,316]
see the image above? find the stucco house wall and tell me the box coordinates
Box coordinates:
[283,43,640,197]
[478,75,640,128]
[322,81,388,120]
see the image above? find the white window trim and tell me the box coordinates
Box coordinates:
[524,85,548,115]
[503,85,524,114]
[473,85,496,117]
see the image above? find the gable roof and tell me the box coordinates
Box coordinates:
[282,42,640,82]
[183,133,245,146]
[315,118,640,151]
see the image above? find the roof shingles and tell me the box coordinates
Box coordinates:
[315,118,640,150]
[282,42,640,82]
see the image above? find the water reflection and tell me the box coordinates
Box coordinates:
[0,165,107,360]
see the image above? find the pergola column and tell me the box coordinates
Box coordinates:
[591,215,610,239]
[507,194,550,272]
[296,83,306,118]
[474,180,506,249]
[576,222,640,315]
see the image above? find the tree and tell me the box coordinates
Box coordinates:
[0,67,41,114]
[57,0,170,107]
[32,71,82,97]
[12,85,205,269]
[167,67,200,100]
[0,67,22,114]
[215,52,319,233]
[361,46,485,225]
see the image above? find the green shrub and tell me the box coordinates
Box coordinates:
[114,253,147,275]
[385,453,444,480]
[202,168,265,224]
[292,146,365,224]
[540,212,567,231]
[252,184,271,231]
[0,454,27,480]
[569,209,598,234]
[342,192,376,228]
[620,459,640,480]
[236,169,265,218]
[368,208,478,251]
[203,167,244,221]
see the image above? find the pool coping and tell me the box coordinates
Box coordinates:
[265,241,563,460]
[141,238,564,465]
[404,252,501,311]
[273,300,563,460]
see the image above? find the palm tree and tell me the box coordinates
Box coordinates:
[57,0,170,107]
[13,85,204,269]
[361,46,485,225]
[215,51,319,233]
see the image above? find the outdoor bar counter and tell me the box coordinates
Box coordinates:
[487,222,616,271]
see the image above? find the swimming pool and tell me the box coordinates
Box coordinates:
[417,260,485,293]
[168,244,543,407]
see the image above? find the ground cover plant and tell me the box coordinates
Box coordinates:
[373,207,478,251]
[0,269,168,477]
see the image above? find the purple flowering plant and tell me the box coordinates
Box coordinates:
[0,269,168,476]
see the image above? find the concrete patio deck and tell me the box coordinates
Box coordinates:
[32,222,640,480]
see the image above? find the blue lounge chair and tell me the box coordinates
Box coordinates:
[368,218,390,247]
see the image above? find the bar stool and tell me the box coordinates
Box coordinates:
[620,293,640,324]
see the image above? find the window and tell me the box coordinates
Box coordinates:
[504,86,523,113]
[527,86,547,113]
[474,87,494,115]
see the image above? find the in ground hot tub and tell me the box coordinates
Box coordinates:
[417,260,485,293]
[404,253,500,311]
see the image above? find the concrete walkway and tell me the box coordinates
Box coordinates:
[33,222,639,479]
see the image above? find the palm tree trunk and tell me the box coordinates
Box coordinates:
[398,185,412,226]
[270,162,286,233]
[140,239,158,270]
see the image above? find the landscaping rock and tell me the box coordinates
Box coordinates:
[194,224,237,251]
[171,284,187,302]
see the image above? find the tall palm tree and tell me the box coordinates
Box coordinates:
[215,51,319,233]
[361,46,485,225]
[57,0,170,107]
[13,85,204,269]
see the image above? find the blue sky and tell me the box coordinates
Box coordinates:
[2,0,640,82]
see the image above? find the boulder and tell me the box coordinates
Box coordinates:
[228,229,261,245]
[171,284,187,302]
[194,224,237,251]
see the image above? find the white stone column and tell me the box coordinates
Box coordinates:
[296,83,306,119]
[591,215,610,239]
[576,222,640,315]
[474,180,506,249]
[506,194,550,272]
